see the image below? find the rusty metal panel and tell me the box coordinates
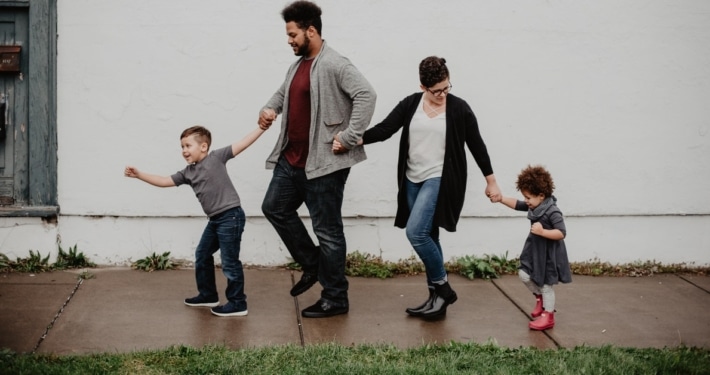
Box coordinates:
[0,45,21,72]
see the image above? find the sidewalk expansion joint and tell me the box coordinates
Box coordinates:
[291,271,306,347]
[490,279,562,349]
[677,274,710,294]
[32,277,84,354]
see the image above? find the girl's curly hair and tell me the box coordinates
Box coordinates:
[516,165,555,197]
[419,56,449,88]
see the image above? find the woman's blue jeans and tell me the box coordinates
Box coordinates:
[195,206,246,310]
[262,156,350,306]
[405,177,446,284]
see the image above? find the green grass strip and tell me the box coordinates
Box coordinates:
[2,342,709,375]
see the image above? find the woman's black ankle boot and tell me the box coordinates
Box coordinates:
[421,282,457,318]
[405,287,435,316]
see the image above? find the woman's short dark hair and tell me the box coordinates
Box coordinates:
[419,56,449,88]
[282,1,323,35]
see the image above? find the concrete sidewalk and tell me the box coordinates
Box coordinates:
[1,268,709,355]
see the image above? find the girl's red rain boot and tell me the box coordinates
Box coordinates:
[531,294,543,318]
[529,311,555,330]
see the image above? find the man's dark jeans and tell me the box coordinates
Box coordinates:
[195,206,247,310]
[262,157,350,306]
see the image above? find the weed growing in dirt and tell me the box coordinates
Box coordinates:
[131,251,178,272]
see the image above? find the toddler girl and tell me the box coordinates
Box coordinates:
[494,165,572,330]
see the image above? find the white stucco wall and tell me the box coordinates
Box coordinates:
[1,0,708,266]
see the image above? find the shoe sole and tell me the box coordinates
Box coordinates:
[406,308,429,317]
[184,301,219,307]
[301,309,348,318]
[529,324,554,331]
[211,309,248,317]
[421,310,447,320]
[290,280,318,297]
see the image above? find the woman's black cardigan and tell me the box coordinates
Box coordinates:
[362,92,494,232]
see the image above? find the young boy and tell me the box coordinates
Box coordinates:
[125,125,265,317]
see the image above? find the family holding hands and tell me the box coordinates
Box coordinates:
[124,0,570,331]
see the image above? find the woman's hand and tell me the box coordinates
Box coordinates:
[484,177,502,203]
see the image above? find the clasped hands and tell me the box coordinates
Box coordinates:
[332,132,352,155]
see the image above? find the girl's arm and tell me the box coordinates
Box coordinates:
[531,222,565,240]
[124,166,176,188]
[494,195,518,210]
[232,127,266,157]
[531,211,566,240]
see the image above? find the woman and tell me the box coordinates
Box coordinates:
[334,56,501,318]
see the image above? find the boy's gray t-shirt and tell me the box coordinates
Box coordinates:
[171,145,241,217]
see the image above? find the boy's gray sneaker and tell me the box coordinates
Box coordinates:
[211,303,248,317]
[184,295,219,307]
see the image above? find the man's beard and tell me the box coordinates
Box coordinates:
[294,36,311,56]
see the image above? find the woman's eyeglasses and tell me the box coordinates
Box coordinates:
[426,83,452,97]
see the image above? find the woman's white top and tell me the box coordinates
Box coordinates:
[406,97,446,183]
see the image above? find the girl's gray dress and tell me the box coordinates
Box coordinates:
[515,196,572,287]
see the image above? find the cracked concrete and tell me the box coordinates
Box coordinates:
[1,268,708,355]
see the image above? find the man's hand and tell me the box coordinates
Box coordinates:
[258,109,277,130]
[332,132,349,154]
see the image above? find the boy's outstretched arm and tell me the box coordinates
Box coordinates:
[232,127,266,157]
[124,166,176,188]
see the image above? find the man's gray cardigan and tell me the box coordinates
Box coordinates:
[262,41,377,179]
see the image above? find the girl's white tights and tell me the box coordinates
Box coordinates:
[518,269,555,312]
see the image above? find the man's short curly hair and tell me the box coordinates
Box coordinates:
[516,165,555,197]
[282,1,323,35]
[181,125,212,148]
[419,56,449,88]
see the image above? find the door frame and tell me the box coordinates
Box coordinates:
[0,0,57,217]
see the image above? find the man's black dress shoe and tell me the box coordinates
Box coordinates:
[290,273,318,297]
[301,299,348,318]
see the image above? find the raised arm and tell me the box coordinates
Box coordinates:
[232,127,267,157]
[124,166,176,188]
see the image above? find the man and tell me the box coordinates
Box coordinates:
[259,1,376,318]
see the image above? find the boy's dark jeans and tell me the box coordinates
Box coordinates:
[262,156,350,307]
[195,206,246,310]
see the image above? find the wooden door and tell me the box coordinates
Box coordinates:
[0,7,28,206]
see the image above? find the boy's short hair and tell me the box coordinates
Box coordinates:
[282,0,323,35]
[419,56,449,88]
[516,165,555,197]
[181,125,212,148]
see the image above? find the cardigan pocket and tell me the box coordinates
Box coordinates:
[322,118,345,143]
[323,119,344,127]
